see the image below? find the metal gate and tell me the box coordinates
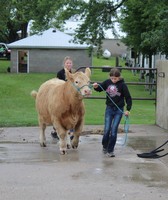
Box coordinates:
[76,66,157,102]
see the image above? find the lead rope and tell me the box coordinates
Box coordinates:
[97,84,129,146]
[72,82,93,96]
[137,140,168,158]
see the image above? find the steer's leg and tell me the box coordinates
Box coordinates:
[59,133,68,154]
[56,126,67,154]
[53,119,69,154]
[66,131,71,149]
[39,122,47,147]
[72,120,83,149]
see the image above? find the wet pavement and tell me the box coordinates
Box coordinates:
[0,125,168,200]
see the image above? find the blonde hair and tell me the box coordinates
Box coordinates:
[63,56,73,66]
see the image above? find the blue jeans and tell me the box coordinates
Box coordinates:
[102,106,123,153]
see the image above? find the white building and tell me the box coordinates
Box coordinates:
[8,28,92,73]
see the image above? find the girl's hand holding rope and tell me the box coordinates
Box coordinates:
[124,110,130,116]
[92,82,99,88]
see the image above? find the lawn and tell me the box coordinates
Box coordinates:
[0,59,10,73]
[0,57,156,127]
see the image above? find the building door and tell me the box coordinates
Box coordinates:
[18,50,29,73]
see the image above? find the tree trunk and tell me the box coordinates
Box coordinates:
[149,54,152,68]
[21,22,28,39]
[115,56,119,67]
[142,55,145,68]
[6,21,20,42]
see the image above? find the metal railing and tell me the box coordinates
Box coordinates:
[76,66,157,101]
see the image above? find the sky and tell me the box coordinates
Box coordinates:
[63,20,126,39]
[62,0,126,39]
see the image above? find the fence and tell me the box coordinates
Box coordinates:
[76,66,157,102]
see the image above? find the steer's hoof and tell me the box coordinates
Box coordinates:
[72,145,78,149]
[71,140,78,149]
[40,142,46,147]
[60,150,67,155]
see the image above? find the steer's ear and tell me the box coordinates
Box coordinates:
[85,67,91,78]
[65,68,73,81]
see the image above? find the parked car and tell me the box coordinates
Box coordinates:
[0,43,11,60]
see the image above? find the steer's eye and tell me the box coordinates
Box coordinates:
[75,81,78,84]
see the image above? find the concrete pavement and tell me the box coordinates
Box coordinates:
[0,125,168,200]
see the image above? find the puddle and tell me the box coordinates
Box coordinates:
[123,162,168,188]
[0,143,83,163]
[128,136,157,151]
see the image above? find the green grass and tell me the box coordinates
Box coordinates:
[93,56,125,67]
[0,59,10,73]
[0,57,156,127]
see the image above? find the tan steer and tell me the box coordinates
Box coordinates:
[31,68,92,154]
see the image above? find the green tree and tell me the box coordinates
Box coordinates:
[0,0,36,42]
[120,0,168,66]
[0,0,58,42]
[0,0,126,48]
[30,0,64,33]
[0,0,16,42]
[147,8,168,56]
[51,0,127,56]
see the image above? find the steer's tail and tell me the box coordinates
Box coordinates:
[31,90,38,99]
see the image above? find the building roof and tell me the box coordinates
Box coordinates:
[8,28,90,49]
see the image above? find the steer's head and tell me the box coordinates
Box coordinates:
[65,67,92,97]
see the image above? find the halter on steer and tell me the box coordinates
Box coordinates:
[72,82,93,96]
